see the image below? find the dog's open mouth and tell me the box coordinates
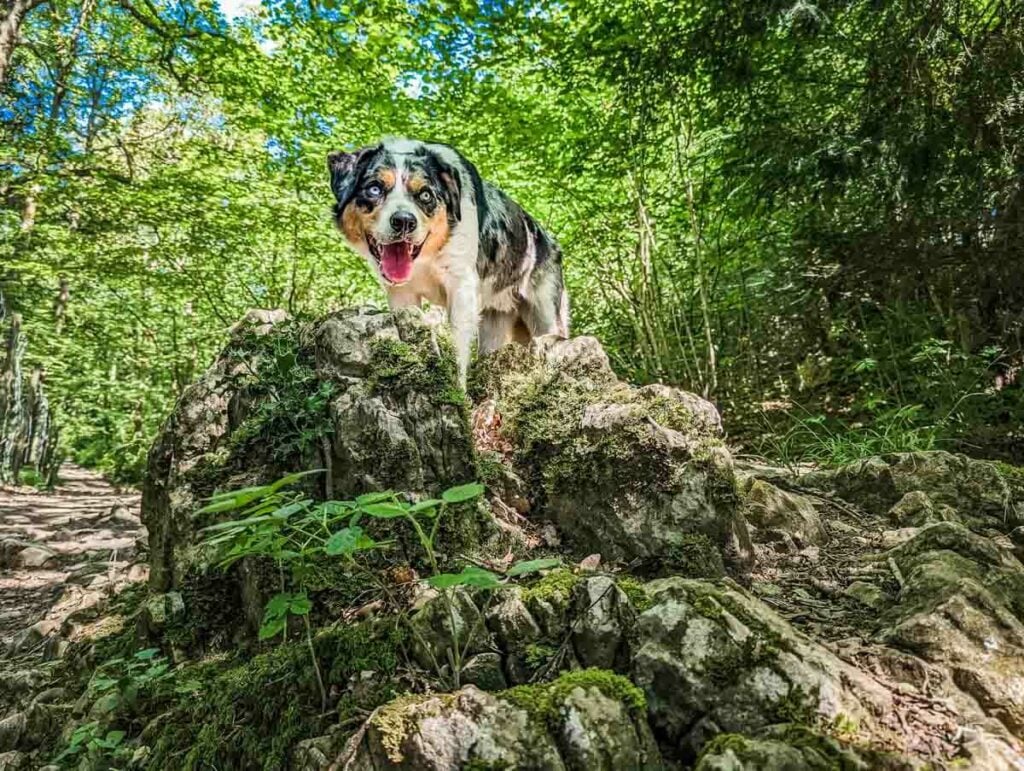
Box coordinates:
[367,235,425,284]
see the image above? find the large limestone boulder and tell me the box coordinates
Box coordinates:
[143,306,475,594]
[474,337,746,570]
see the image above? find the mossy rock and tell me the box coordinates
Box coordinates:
[799,451,1018,529]
[475,335,742,568]
[142,306,480,639]
[348,670,661,770]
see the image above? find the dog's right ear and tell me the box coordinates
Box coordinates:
[327,150,360,207]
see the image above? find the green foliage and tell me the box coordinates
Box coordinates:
[54,722,127,765]
[143,623,406,771]
[227,324,336,464]
[4,0,1024,480]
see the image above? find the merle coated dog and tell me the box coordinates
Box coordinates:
[327,138,569,383]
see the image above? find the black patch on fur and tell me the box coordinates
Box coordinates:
[326,144,386,213]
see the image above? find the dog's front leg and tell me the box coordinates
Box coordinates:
[446,275,479,389]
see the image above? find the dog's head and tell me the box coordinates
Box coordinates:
[327,139,463,285]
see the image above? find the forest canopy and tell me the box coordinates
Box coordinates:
[2,0,1023,482]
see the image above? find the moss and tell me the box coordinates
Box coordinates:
[368,335,464,406]
[697,732,751,760]
[373,692,449,763]
[222,320,334,468]
[523,643,559,673]
[615,576,654,612]
[704,635,780,687]
[143,622,405,770]
[502,668,646,729]
[522,569,581,604]
[663,533,725,578]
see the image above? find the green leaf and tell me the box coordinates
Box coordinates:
[407,498,443,514]
[288,593,312,615]
[355,491,395,505]
[506,558,562,577]
[268,469,323,493]
[264,592,291,618]
[258,616,286,641]
[441,482,484,504]
[134,647,160,660]
[427,565,501,589]
[204,484,271,504]
[104,730,126,746]
[361,502,408,518]
[325,525,375,555]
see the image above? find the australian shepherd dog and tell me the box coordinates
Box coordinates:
[327,138,569,383]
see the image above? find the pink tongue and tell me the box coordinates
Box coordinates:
[380,242,413,283]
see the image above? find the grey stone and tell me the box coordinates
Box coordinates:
[631,578,895,754]
[460,653,508,691]
[570,576,635,670]
[740,479,826,546]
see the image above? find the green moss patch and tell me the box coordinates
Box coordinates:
[502,668,646,728]
[141,622,405,770]
[368,335,464,406]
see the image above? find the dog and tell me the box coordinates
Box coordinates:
[326,138,569,384]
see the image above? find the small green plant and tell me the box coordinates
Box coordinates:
[54,722,126,765]
[199,473,560,691]
[90,646,170,695]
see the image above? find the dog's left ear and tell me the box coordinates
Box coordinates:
[327,146,375,208]
[439,165,462,223]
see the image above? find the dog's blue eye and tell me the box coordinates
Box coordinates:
[417,189,434,204]
[366,184,383,198]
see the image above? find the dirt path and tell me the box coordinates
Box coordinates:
[0,464,146,649]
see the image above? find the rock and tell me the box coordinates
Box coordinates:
[460,653,508,691]
[486,589,542,651]
[694,726,913,770]
[10,544,57,569]
[476,336,745,568]
[0,540,29,569]
[552,684,661,770]
[136,591,185,641]
[887,491,958,527]
[570,576,635,670]
[348,687,565,770]
[105,503,140,526]
[740,479,826,547]
[7,619,60,655]
[0,703,54,752]
[880,523,1024,735]
[142,306,477,626]
[631,578,897,758]
[843,581,887,609]
[0,752,26,771]
[408,587,493,674]
[347,674,661,771]
[799,452,1017,528]
[291,726,348,770]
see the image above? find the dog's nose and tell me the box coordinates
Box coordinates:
[390,210,417,236]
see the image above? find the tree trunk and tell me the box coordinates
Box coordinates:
[0,0,44,91]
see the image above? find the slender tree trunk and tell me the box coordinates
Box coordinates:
[0,0,44,91]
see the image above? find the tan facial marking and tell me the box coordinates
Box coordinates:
[378,168,396,189]
[418,206,451,259]
[340,201,376,243]
[406,173,429,193]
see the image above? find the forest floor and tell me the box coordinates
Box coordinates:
[0,465,146,650]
